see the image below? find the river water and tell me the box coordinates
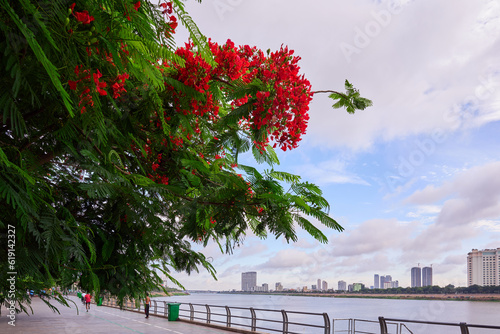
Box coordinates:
[154,292,500,333]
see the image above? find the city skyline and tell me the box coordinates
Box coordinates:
[166,0,500,290]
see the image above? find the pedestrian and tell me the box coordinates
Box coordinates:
[85,292,91,312]
[145,293,151,318]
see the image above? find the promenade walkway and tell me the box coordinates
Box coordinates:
[0,296,238,334]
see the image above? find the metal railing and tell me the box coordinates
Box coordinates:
[177,302,331,334]
[378,317,500,334]
[96,296,500,334]
[100,297,330,333]
[333,318,398,334]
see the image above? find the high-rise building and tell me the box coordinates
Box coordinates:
[338,280,347,291]
[374,274,380,289]
[317,279,322,291]
[380,275,386,289]
[241,272,257,291]
[275,282,283,291]
[411,267,422,287]
[262,283,269,292]
[467,248,500,286]
[422,266,433,286]
[322,280,328,291]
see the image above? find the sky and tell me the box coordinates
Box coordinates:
[168,0,500,291]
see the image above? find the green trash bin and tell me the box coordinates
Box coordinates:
[97,297,103,306]
[167,303,180,321]
[77,292,82,298]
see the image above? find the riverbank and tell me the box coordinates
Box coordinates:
[284,292,500,302]
[330,293,500,301]
[220,291,500,302]
[150,291,190,298]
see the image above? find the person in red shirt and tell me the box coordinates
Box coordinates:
[85,293,91,312]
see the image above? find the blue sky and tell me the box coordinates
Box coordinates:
[169,0,500,290]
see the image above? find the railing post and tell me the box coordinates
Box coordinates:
[460,322,470,334]
[250,307,257,331]
[189,303,194,321]
[225,306,231,328]
[163,301,168,317]
[379,317,388,334]
[153,300,157,315]
[281,310,289,334]
[205,304,211,324]
[322,312,330,334]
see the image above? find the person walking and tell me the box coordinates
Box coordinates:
[144,293,151,318]
[85,292,91,312]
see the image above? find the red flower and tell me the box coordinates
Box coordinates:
[93,69,107,95]
[74,10,94,25]
[134,1,141,11]
[69,3,75,13]
[68,80,78,90]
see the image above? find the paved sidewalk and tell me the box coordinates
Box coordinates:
[0,296,236,334]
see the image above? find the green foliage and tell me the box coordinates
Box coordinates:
[0,0,369,314]
[329,80,373,114]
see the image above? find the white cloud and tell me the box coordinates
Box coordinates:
[474,219,500,232]
[295,158,370,186]
[258,249,314,271]
[406,161,500,226]
[329,218,414,257]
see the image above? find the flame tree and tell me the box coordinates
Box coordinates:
[0,0,371,310]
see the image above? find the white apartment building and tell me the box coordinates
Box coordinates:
[467,248,500,286]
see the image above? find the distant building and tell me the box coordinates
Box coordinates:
[374,274,380,289]
[391,280,399,288]
[467,248,500,286]
[262,283,269,292]
[312,284,317,290]
[338,280,347,291]
[241,272,257,291]
[422,267,433,286]
[322,280,328,291]
[317,279,322,291]
[275,282,283,291]
[411,267,422,287]
[380,275,386,289]
[353,283,364,291]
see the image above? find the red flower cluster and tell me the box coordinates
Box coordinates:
[68,65,130,112]
[112,73,129,99]
[160,2,177,36]
[164,40,312,151]
[93,69,107,96]
[246,46,312,151]
[167,42,218,119]
[69,4,94,25]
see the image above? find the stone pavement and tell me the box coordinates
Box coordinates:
[0,296,240,334]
